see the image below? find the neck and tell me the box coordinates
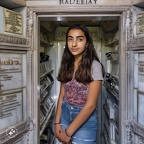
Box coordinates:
[74,55,82,72]
[74,55,82,64]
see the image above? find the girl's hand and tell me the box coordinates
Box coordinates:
[58,130,71,143]
[54,124,63,138]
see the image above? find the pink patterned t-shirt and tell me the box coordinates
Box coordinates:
[63,60,103,106]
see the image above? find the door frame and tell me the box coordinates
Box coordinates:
[26,5,131,144]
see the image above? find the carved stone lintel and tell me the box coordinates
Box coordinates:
[28,5,130,13]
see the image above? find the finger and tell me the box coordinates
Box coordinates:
[54,133,58,137]
[55,133,60,138]
[58,137,65,143]
[59,129,62,133]
[58,139,64,143]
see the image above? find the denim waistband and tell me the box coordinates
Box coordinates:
[62,100,84,111]
[62,100,98,111]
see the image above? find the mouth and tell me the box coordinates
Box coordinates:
[71,48,79,52]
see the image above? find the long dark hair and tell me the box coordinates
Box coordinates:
[57,24,104,84]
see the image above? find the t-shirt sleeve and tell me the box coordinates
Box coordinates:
[91,60,103,81]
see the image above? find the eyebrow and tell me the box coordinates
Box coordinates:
[67,36,85,38]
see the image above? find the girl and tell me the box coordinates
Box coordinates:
[54,24,104,144]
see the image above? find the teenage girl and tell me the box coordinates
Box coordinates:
[54,24,104,144]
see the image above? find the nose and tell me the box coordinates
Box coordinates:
[72,39,77,47]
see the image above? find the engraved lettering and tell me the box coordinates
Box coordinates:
[139,66,144,72]
[76,0,80,4]
[88,0,92,4]
[6,95,17,100]
[59,0,63,4]
[81,0,84,4]
[13,60,20,65]
[139,61,144,73]
[0,60,21,65]
[139,26,144,33]
[137,17,144,26]
[4,9,22,34]
[93,0,97,4]
[137,13,144,34]
[59,0,97,4]
[70,0,75,4]
[65,0,69,4]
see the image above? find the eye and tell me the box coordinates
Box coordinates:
[67,37,72,42]
[77,38,83,42]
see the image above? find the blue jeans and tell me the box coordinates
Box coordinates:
[60,100,98,144]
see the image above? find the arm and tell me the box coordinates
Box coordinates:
[54,83,65,137]
[65,80,102,136]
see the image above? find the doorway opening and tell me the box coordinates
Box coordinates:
[33,8,126,143]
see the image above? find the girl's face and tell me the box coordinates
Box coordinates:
[67,29,87,57]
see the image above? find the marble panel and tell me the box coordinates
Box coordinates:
[0,53,22,92]
[138,93,144,126]
[0,52,27,132]
[0,92,23,131]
